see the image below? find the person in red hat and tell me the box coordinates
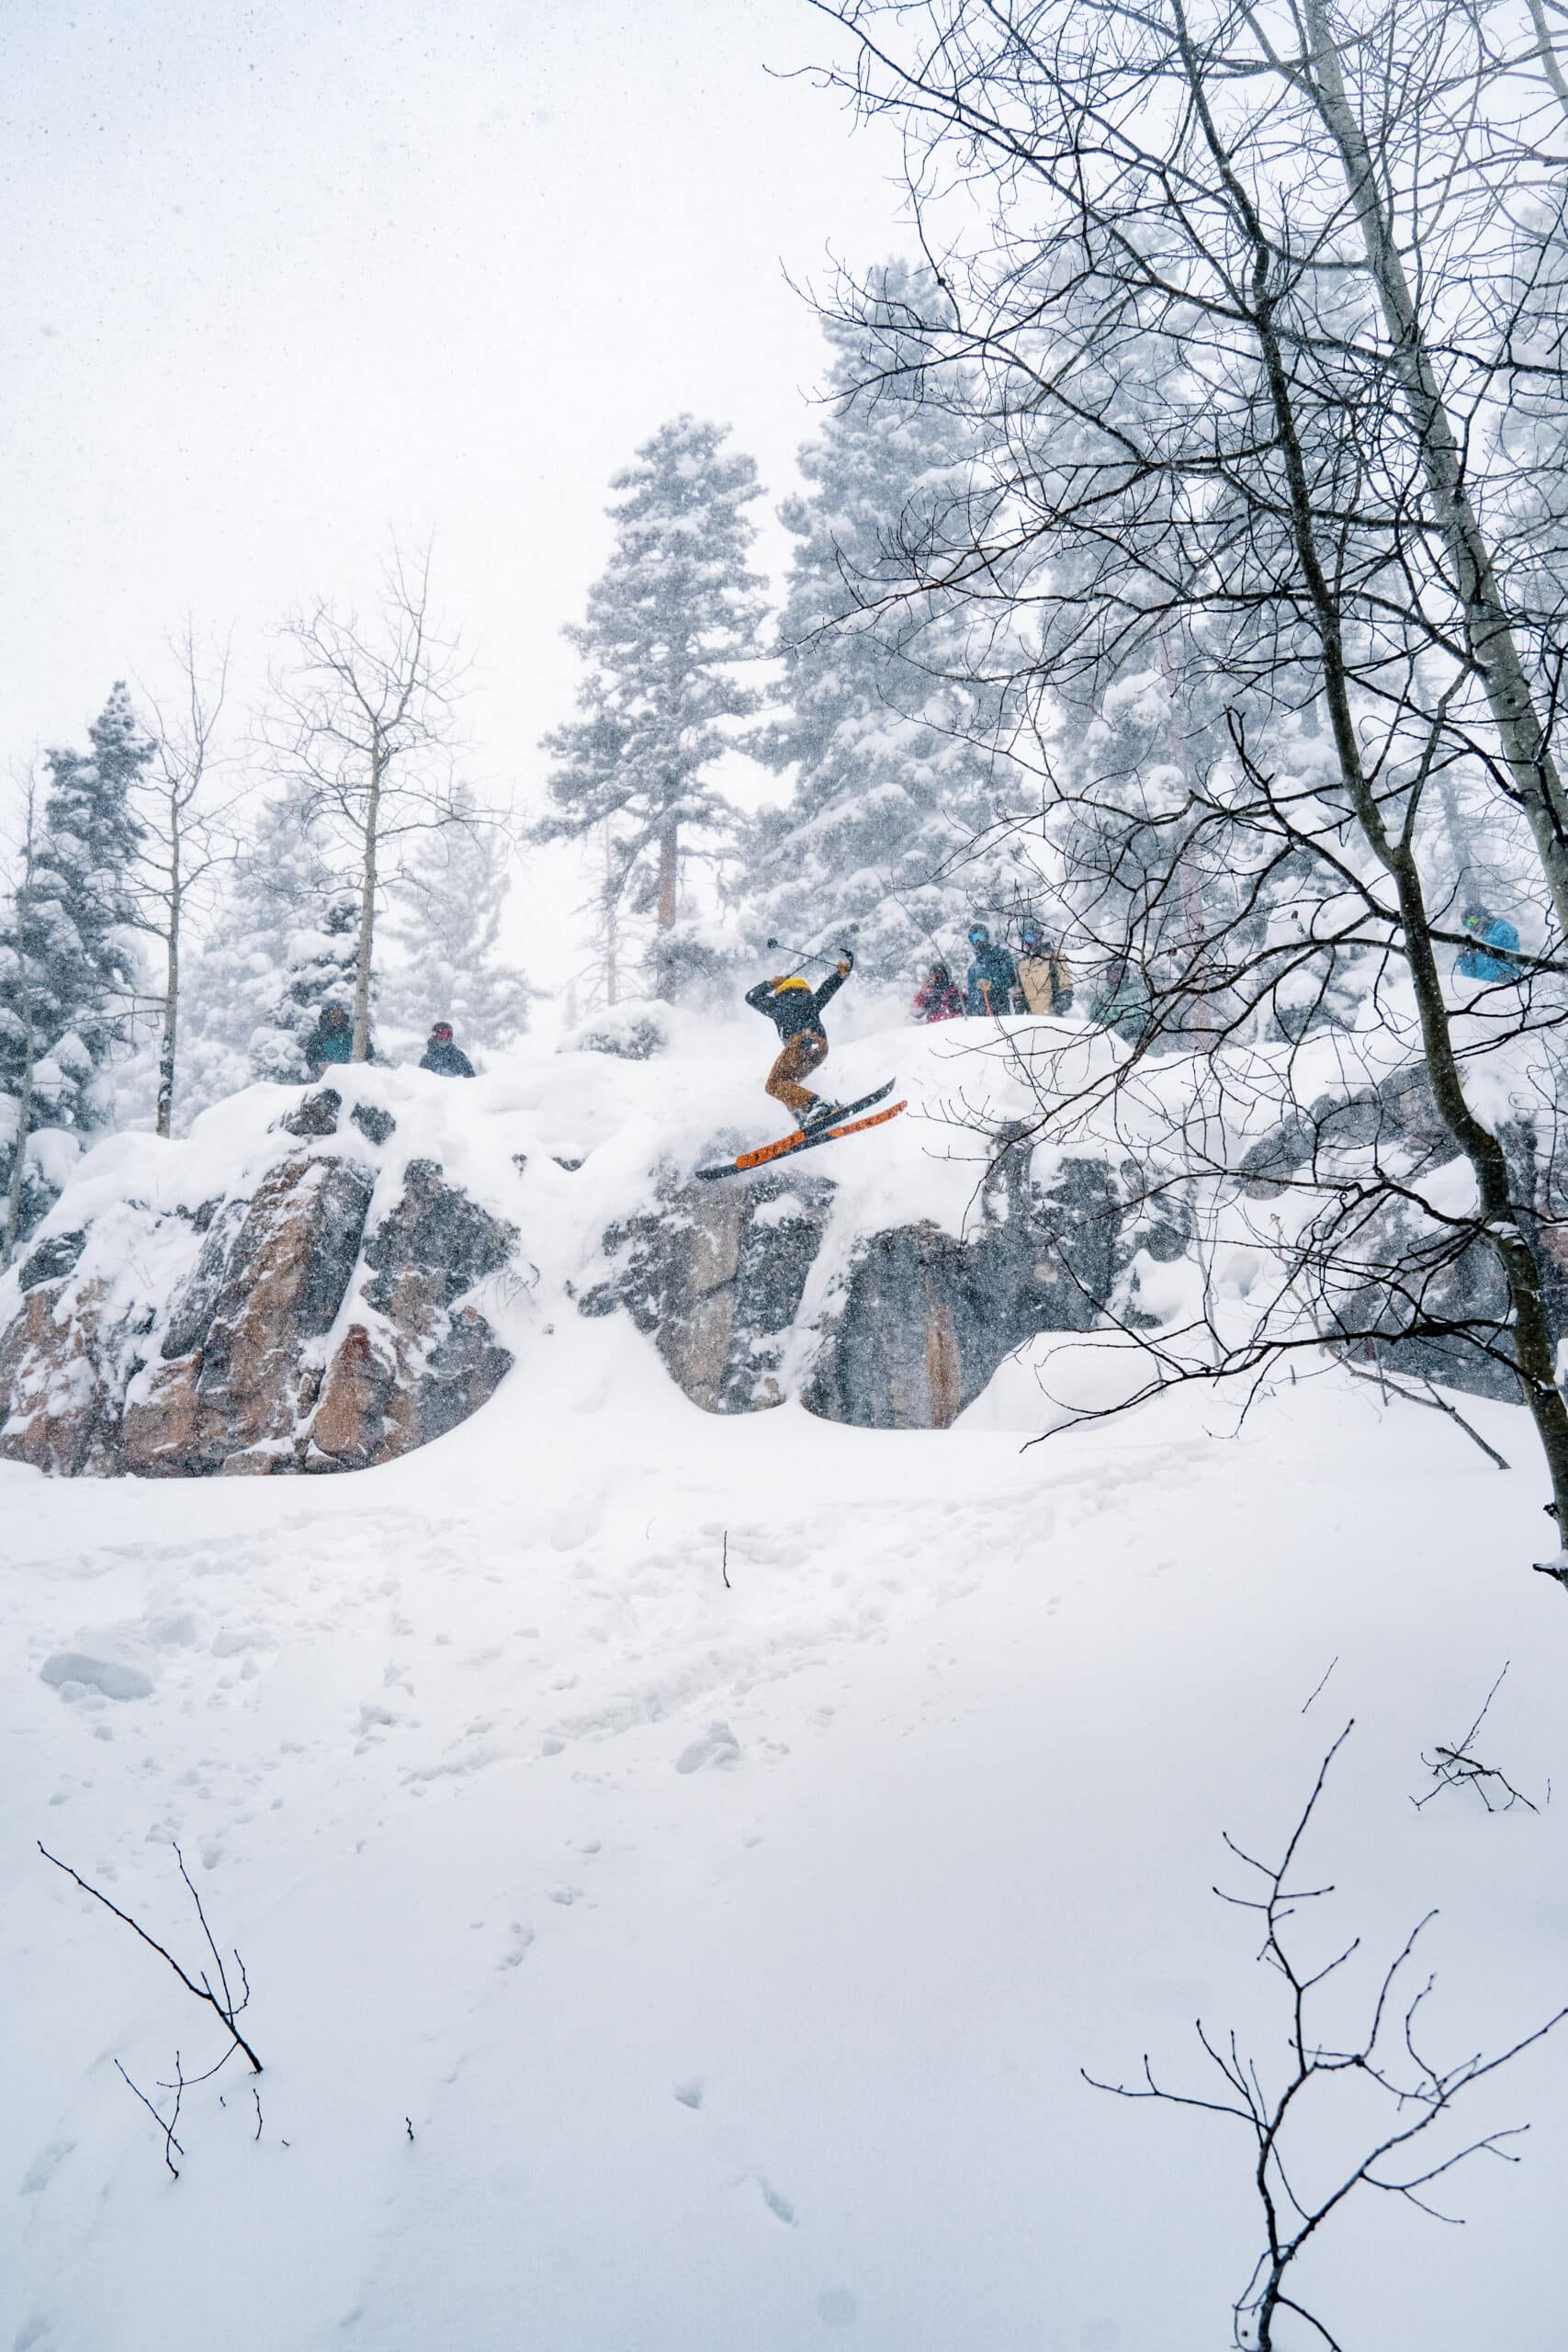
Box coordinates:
[419,1021,475,1078]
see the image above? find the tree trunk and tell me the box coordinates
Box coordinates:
[657,819,678,931]
[1300,0,1568,938]
[1525,0,1568,123]
[353,745,381,1062]
[156,865,181,1141]
[2,998,38,1271]
[1242,212,1568,1543]
[1434,766,1482,913]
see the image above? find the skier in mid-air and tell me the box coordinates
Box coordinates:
[745,949,854,1132]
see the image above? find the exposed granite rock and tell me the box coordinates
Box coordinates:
[306,1159,518,1472]
[121,1156,377,1475]
[581,1166,833,1412]
[1239,1070,1455,1198]
[160,1197,251,1360]
[805,1151,1122,1429]
[351,1101,397,1147]
[1,1140,518,1478]
[278,1086,343,1138]
[17,1230,87,1292]
[0,1281,116,1475]
[581,1140,1125,1430]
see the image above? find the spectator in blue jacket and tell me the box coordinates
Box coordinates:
[1457,904,1522,983]
[964,922,1019,1015]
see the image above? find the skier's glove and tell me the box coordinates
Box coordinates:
[838,948,855,976]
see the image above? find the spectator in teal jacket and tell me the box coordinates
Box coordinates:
[1456,905,1522,983]
[303,1002,373,1075]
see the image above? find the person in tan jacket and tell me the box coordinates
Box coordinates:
[1015,922,1073,1014]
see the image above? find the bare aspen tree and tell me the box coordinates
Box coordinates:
[133,628,241,1137]
[801,0,1568,1558]
[1523,0,1568,125]
[262,544,469,1062]
[1284,0,1568,936]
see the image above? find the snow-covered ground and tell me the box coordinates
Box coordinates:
[6,1016,1568,2350]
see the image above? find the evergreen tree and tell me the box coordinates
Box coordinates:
[536,416,767,970]
[179,786,355,1111]
[1,778,81,1255]
[378,812,532,1057]
[739,279,1026,984]
[252,896,362,1082]
[27,684,152,1118]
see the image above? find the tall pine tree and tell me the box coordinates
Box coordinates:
[2,686,150,1133]
[1,777,82,1255]
[739,279,1024,983]
[536,416,766,981]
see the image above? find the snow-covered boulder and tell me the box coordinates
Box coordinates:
[0,1074,520,1478]
[583,1134,1127,1429]
[582,1165,835,1413]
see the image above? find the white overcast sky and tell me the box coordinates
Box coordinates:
[3,0,911,988]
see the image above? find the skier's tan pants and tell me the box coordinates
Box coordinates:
[765,1030,829,1118]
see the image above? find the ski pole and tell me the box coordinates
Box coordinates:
[764,922,859,978]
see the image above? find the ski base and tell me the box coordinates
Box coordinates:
[696,1084,904,1181]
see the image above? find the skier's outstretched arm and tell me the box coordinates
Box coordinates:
[744,979,778,1015]
[811,953,853,1015]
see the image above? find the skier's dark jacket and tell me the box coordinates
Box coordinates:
[965,940,1019,1015]
[745,967,847,1042]
[420,1036,476,1078]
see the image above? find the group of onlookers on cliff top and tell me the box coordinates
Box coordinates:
[909,920,1128,1032]
[910,903,1528,1040]
[301,1008,477,1080]
[289,902,1529,1089]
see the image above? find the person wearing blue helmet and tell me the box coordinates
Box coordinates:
[1456,903,1522,984]
[964,922,1019,1016]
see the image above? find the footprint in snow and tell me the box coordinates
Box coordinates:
[672,2079,704,2109]
[674,1722,740,1775]
[19,2139,74,2195]
[39,1654,152,1703]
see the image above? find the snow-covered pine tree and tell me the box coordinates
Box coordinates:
[27,684,152,1118]
[251,897,362,1083]
[535,417,767,986]
[1,776,84,1256]
[179,786,356,1111]
[378,809,532,1060]
[738,275,1026,986]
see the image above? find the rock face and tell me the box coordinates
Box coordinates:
[0,1278,121,1476]
[582,1167,832,1412]
[122,1156,379,1475]
[309,1159,517,1469]
[805,1150,1122,1429]
[0,1099,521,1478]
[1234,1073,1539,1402]
[582,1141,1126,1430]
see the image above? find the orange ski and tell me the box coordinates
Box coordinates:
[697,1098,907,1181]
